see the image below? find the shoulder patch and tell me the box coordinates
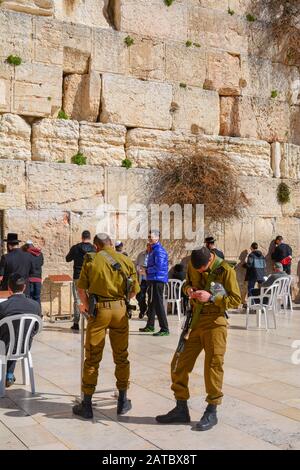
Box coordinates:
[85,252,96,262]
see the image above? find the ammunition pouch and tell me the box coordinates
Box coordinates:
[88,294,98,318]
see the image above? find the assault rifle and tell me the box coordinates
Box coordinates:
[175,301,193,354]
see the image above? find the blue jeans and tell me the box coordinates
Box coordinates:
[30,282,42,304]
[6,360,16,379]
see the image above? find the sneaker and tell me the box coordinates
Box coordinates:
[139,326,155,332]
[153,330,170,337]
[6,375,16,388]
[71,323,79,331]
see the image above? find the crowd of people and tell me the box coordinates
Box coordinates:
[0,229,294,432]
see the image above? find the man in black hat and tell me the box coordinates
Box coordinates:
[205,236,224,259]
[0,233,33,295]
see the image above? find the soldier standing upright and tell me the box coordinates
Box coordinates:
[156,246,241,431]
[72,233,140,420]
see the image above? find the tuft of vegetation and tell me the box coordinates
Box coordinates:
[185,40,192,47]
[124,35,134,47]
[246,13,256,22]
[57,160,66,163]
[6,55,22,66]
[271,90,278,98]
[228,8,235,15]
[57,110,69,120]
[277,182,291,204]
[150,153,249,221]
[71,152,87,165]
[47,96,52,101]
[164,0,174,6]
[121,158,133,169]
[179,82,187,88]
[193,42,201,48]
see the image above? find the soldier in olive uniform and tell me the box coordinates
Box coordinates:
[156,246,241,431]
[72,233,140,420]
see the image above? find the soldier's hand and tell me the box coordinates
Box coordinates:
[79,303,89,314]
[192,290,211,302]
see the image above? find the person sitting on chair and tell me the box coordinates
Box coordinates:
[0,273,41,387]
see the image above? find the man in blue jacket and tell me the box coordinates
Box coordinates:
[139,230,169,336]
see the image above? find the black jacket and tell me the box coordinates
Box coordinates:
[211,248,225,259]
[271,243,292,263]
[243,250,267,282]
[262,272,289,288]
[27,247,44,279]
[0,294,41,353]
[0,249,33,292]
[66,242,96,280]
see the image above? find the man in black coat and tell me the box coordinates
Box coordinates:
[0,233,33,295]
[66,230,95,330]
[271,235,292,275]
[0,273,41,387]
[205,236,224,260]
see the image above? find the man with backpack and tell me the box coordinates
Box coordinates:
[243,242,267,299]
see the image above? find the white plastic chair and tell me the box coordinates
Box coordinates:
[163,279,183,321]
[246,281,280,330]
[276,276,293,314]
[0,314,43,398]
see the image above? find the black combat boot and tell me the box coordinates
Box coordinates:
[117,390,132,415]
[196,404,218,431]
[72,394,93,419]
[155,400,191,424]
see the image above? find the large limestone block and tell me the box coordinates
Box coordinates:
[206,50,241,96]
[238,176,282,217]
[63,23,92,74]
[13,63,62,117]
[33,17,63,66]
[188,6,248,54]
[70,211,101,246]
[195,136,272,177]
[172,86,220,134]
[0,114,31,160]
[100,74,173,130]
[224,218,254,260]
[129,38,165,81]
[227,0,254,16]
[91,29,129,75]
[290,105,300,146]
[31,119,79,163]
[0,160,26,209]
[54,0,109,28]
[26,162,104,210]
[241,57,300,104]
[117,0,188,41]
[0,0,54,16]
[79,122,126,166]
[63,72,101,122]
[106,167,153,207]
[0,79,11,112]
[0,10,33,62]
[280,144,300,180]
[220,96,290,142]
[4,208,71,277]
[165,43,206,87]
[126,128,197,167]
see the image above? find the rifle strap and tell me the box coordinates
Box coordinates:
[99,250,128,297]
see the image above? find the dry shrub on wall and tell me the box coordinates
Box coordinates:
[150,153,249,222]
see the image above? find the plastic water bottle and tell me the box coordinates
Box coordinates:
[210,282,227,297]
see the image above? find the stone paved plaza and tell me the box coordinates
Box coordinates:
[1,308,300,450]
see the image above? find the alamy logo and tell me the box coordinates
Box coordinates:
[291,340,300,365]
[95,196,204,249]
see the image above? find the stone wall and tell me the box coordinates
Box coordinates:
[1,0,300,306]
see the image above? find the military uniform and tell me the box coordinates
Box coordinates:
[171,256,241,405]
[77,247,140,396]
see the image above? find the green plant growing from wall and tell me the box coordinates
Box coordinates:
[124,36,134,47]
[179,82,187,88]
[71,152,87,165]
[121,158,132,169]
[228,8,235,15]
[277,182,291,204]
[193,42,201,47]
[271,90,278,98]
[164,0,174,6]
[47,96,52,101]
[58,109,69,119]
[57,160,66,163]
[6,55,22,66]
[185,40,192,47]
[246,13,256,22]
